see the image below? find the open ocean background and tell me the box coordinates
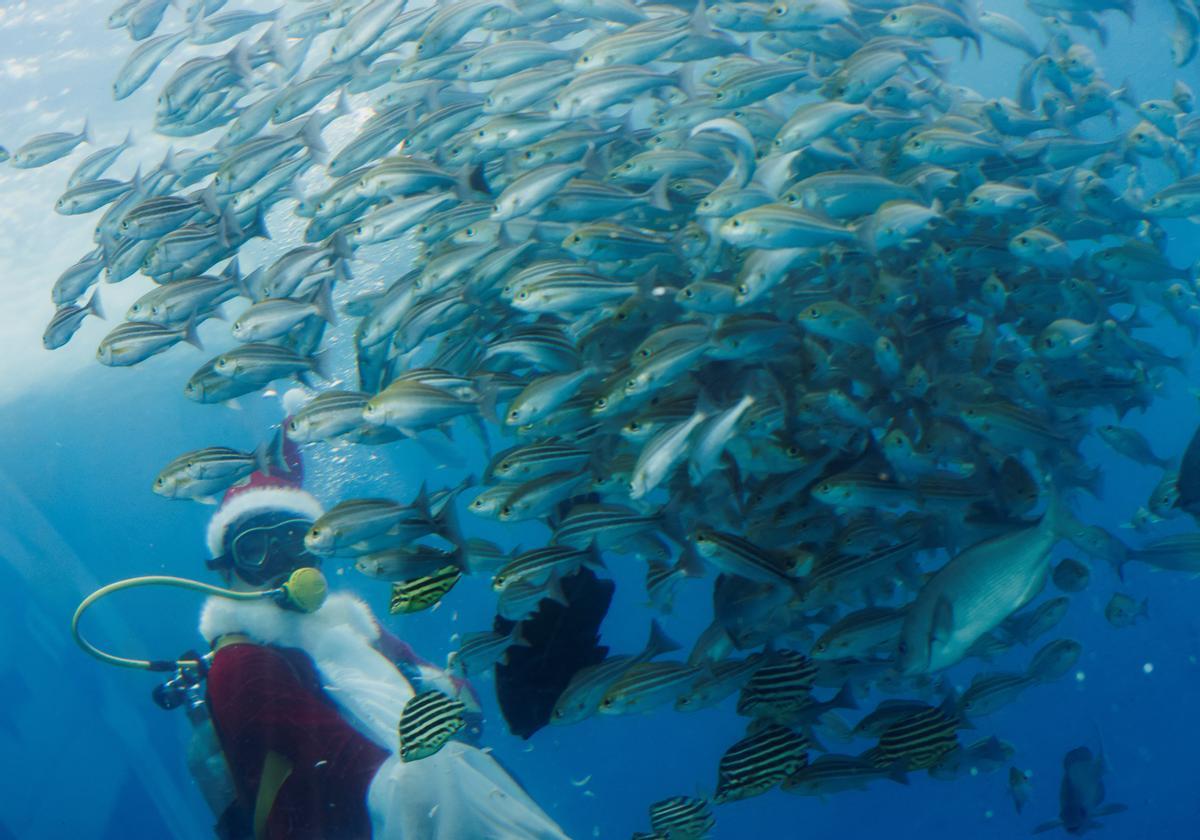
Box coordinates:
[0,1,1197,837]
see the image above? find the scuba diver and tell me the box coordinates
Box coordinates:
[74,426,615,839]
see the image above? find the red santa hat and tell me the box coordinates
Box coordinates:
[205,426,324,557]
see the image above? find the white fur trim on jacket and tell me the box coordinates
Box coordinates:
[201,592,412,747]
[205,485,324,557]
[199,593,570,840]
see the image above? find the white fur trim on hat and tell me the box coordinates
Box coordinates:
[205,485,324,557]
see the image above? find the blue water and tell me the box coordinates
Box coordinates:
[2,1,1199,838]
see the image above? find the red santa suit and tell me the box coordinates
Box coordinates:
[197,440,570,840]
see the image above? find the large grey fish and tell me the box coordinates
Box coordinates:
[899,497,1072,674]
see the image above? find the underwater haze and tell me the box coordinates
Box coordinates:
[3,0,1200,838]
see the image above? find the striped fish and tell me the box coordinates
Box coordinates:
[551,620,679,725]
[648,795,715,839]
[645,559,689,614]
[852,700,934,739]
[692,528,807,585]
[552,503,661,550]
[676,655,765,712]
[736,650,817,719]
[865,703,962,772]
[781,753,909,796]
[598,660,701,715]
[450,626,527,676]
[800,536,922,607]
[492,545,599,591]
[713,723,809,803]
[389,565,462,614]
[306,497,407,553]
[486,440,593,482]
[397,689,465,762]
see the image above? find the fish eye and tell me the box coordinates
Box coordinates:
[888,12,899,20]
[595,397,608,408]
[508,409,520,420]
[682,288,694,297]
[1017,236,1028,245]
[731,219,741,227]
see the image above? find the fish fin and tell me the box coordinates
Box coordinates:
[298,112,329,162]
[931,595,954,646]
[645,618,681,659]
[645,174,672,212]
[690,0,712,38]
[181,317,204,351]
[581,540,607,572]
[328,230,354,261]
[544,574,569,608]
[1032,821,1062,834]
[303,349,331,383]
[829,681,859,712]
[198,183,223,218]
[250,204,271,241]
[259,21,289,67]
[81,117,92,145]
[218,205,241,248]
[238,265,263,301]
[85,289,105,321]
[228,38,254,79]
[310,278,337,325]
[456,163,490,201]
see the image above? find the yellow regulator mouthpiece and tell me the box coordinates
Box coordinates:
[280,566,328,613]
[73,568,328,672]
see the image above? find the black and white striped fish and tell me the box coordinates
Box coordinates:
[648,795,715,839]
[863,702,962,772]
[713,723,809,804]
[389,565,462,614]
[736,650,817,719]
[398,689,466,762]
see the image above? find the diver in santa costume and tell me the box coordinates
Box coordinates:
[73,425,610,840]
[196,433,570,839]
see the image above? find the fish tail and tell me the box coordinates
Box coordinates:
[1042,488,1080,541]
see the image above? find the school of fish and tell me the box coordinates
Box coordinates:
[27,0,1200,833]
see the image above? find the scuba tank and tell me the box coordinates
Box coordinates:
[153,653,238,820]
